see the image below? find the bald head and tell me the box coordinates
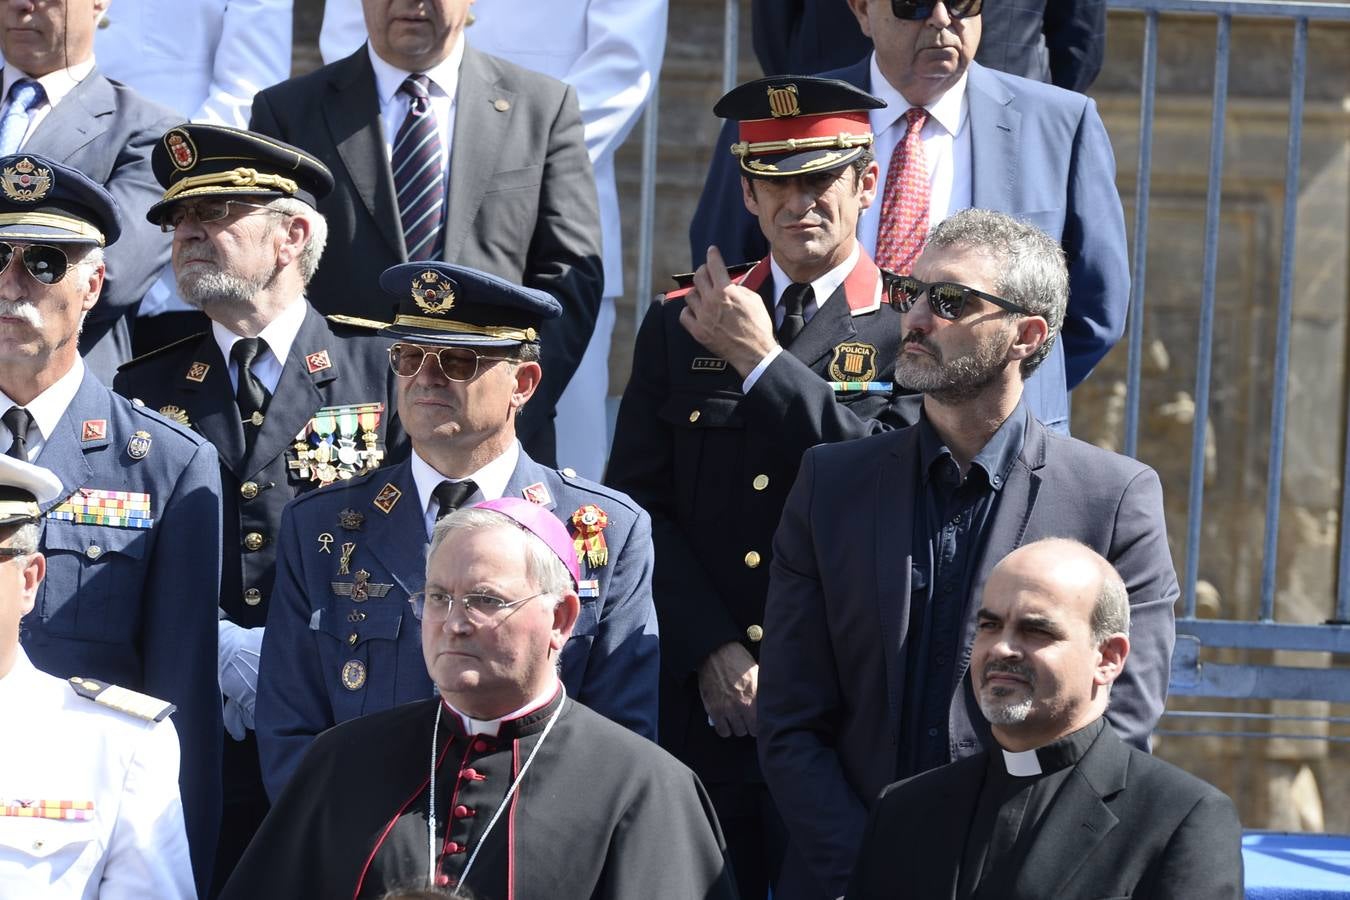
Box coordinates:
[972,539,1131,751]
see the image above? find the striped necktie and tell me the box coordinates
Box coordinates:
[392,74,446,261]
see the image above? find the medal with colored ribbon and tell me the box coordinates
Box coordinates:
[570,505,609,569]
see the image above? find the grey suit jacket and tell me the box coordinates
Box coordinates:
[848,724,1243,900]
[23,70,177,383]
[758,405,1179,900]
[248,45,603,459]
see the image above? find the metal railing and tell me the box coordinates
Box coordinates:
[626,0,1350,718]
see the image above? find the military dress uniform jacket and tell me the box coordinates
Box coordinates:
[114,305,408,626]
[0,649,193,899]
[19,369,223,892]
[255,452,659,800]
[605,253,917,773]
[226,693,737,900]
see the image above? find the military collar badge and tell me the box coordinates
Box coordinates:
[305,350,332,374]
[373,482,402,515]
[186,361,210,383]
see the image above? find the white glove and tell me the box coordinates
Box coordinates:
[218,620,263,740]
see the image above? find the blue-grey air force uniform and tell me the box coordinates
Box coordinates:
[21,368,224,888]
[255,452,659,799]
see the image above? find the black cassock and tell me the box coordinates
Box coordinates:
[222,690,739,900]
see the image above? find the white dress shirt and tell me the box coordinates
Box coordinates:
[410,440,520,539]
[210,297,307,395]
[0,357,87,463]
[366,39,462,196]
[856,54,971,259]
[0,649,193,900]
[742,245,861,393]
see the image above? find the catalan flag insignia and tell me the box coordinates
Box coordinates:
[0,799,95,821]
[46,489,153,529]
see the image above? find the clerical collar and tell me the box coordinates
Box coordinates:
[442,679,561,737]
[998,717,1106,778]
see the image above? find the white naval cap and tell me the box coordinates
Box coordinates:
[0,453,63,527]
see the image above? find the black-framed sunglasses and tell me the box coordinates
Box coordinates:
[0,546,34,560]
[887,274,1030,320]
[0,242,72,285]
[159,198,282,233]
[388,343,516,381]
[891,0,982,20]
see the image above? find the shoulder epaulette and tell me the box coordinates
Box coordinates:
[327,314,390,332]
[117,331,208,370]
[68,676,176,723]
[661,261,761,303]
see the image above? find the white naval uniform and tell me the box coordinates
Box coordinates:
[0,649,194,900]
[319,0,669,479]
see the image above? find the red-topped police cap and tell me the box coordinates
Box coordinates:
[715,75,885,177]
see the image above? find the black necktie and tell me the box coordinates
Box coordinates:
[232,338,270,446]
[777,281,812,346]
[3,406,32,460]
[433,479,479,521]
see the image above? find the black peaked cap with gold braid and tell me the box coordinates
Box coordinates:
[0,154,121,246]
[379,262,562,349]
[146,123,334,224]
[715,75,884,178]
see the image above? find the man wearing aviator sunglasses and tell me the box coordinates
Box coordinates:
[0,152,225,890]
[759,210,1178,900]
[691,0,1130,436]
[113,123,409,890]
[254,260,659,805]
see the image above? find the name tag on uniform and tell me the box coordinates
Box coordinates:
[578,578,600,599]
[46,489,154,529]
[691,357,727,372]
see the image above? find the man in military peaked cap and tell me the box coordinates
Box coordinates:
[113,122,410,890]
[256,260,659,801]
[0,152,224,891]
[0,453,193,897]
[606,74,918,899]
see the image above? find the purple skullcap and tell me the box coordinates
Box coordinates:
[472,497,580,587]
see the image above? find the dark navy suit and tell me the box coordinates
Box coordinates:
[20,369,223,893]
[606,252,918,895]
[688,60,1130,431]
[256,451,659,800]
[15,70,178,381]
[758,409,1179,899]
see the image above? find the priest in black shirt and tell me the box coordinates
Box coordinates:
[847,539,1243,900]
[222,498,737,900]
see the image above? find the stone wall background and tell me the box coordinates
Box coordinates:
[290,1,1350,831]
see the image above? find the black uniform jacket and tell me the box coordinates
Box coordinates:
[848,723,1243,900]
[114,304,407,625]
[221,691,740,900]
[606,252,918,776]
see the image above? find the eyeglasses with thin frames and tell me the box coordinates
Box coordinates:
[408,590,552,623]
[159,199,283,233]
[887,274,1031,320]
[388,343,516,382]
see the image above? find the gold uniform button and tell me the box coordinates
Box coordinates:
[493,98,511,112]
[746,624,764,643]
[85,545,103,560]
[243,588,263,607]
[752,474,770,491]
[240,481,259,500]
[243,532,265,551]
[744,550,761,569]
[688,410,701,423]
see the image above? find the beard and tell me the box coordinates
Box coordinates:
[978,659,1037,725]
[177,248,274,309]
[895,326,1013,404]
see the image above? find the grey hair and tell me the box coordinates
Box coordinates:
[266,198,329,284]
[1090,558,1130,646]
[427,506,574,597]
[77,245,105,272]
[3,521,40,554]
[924,209,1069,377]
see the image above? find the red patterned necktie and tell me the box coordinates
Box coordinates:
[874,107,930,275]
